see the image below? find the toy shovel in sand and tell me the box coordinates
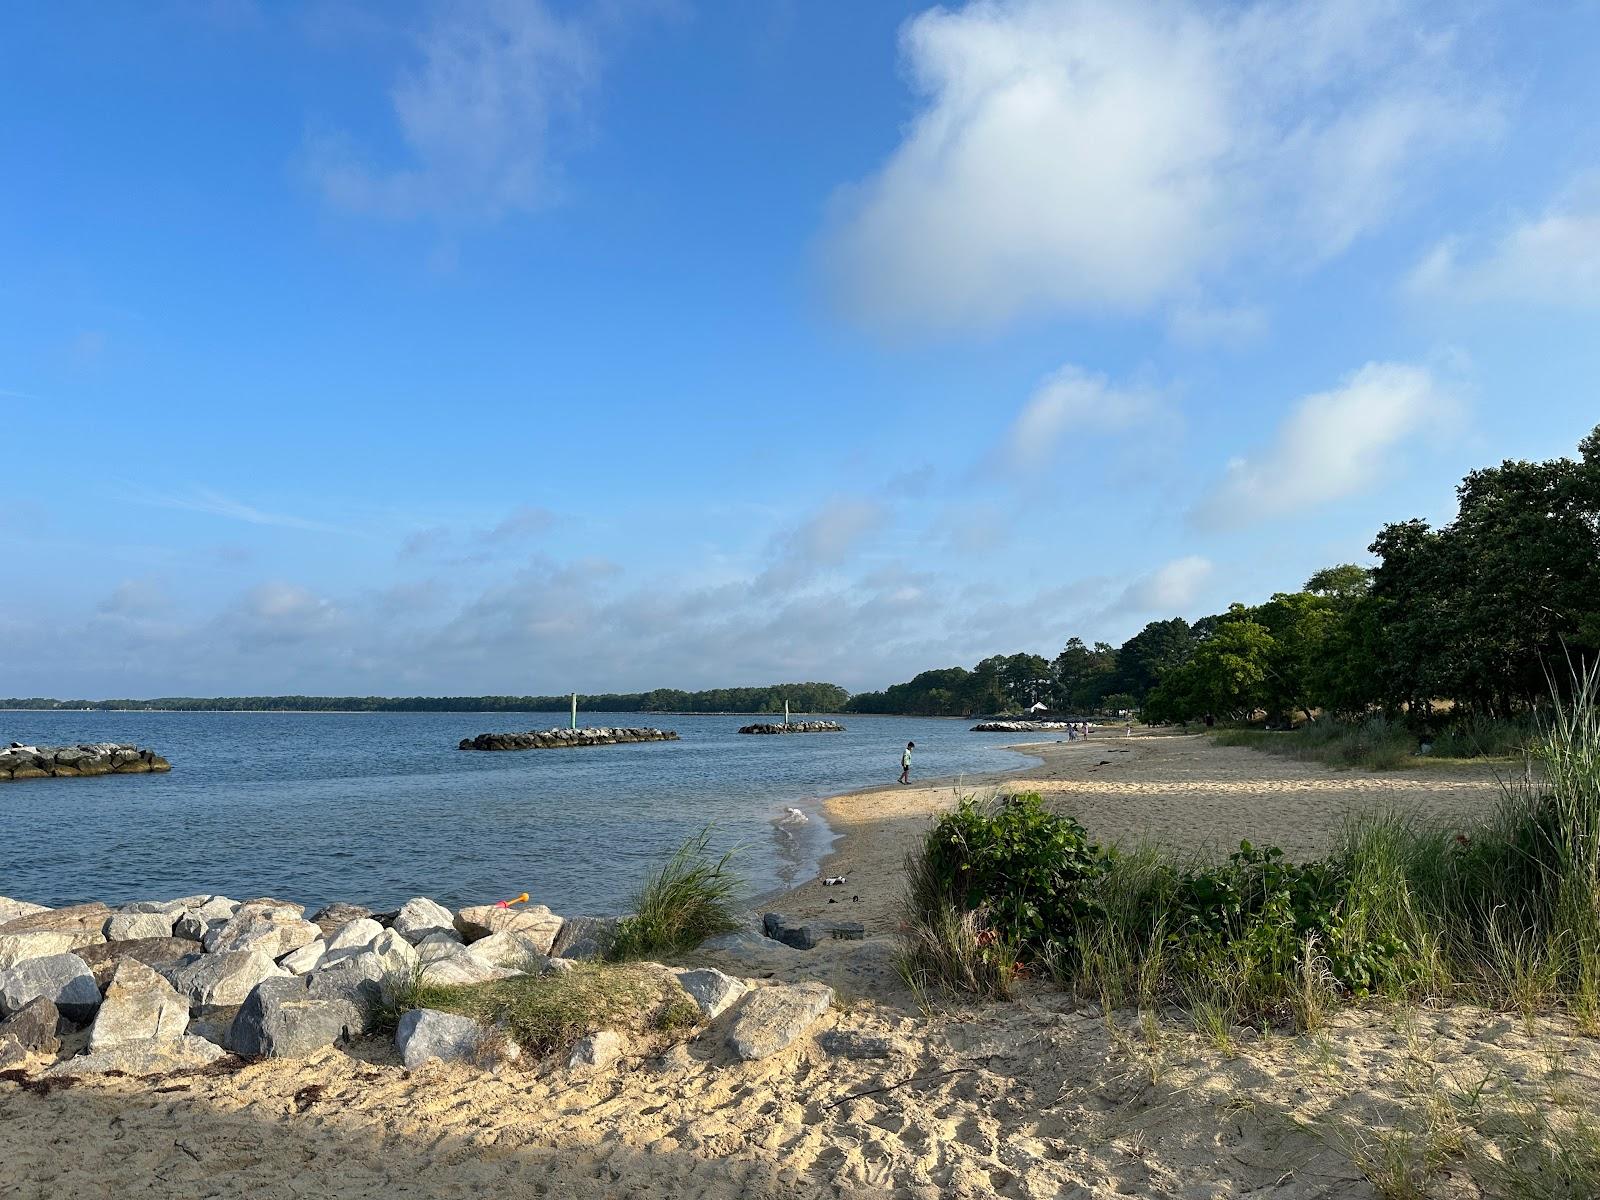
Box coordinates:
[494,892,530,909]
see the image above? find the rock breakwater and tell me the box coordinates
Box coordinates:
[457,727,679,751]
[0,889,838,1079]
[737,721,845,735]
[970,720,1082,732]
[0,743,171,782]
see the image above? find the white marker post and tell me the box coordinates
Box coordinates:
[784,699,790,726]
[571,692,577,731]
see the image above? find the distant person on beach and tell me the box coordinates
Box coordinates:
[899,741,914,784]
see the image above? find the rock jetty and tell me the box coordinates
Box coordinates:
[737,721,845,735]
[458,727,678,751]
[970,720,1082,732]
[0,890,839,1079]
[0,743,171,782]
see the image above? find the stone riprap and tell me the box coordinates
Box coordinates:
[0,888,840,1080]
[458,727,679,751]
[736,721,845,734]
[970,720,1082,732]
[0,742,171,781]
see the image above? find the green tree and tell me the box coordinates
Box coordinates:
[1147,619,1276,722]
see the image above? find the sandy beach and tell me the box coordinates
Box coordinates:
[3,733,1591,1200]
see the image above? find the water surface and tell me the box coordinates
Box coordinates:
[0,711,1037,914]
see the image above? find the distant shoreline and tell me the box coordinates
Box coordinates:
[0,707,977,719]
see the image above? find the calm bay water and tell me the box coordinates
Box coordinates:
[0,711,1037,914]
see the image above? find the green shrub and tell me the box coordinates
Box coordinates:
[897,792,1110,998]
[609,827,741,960]
[920,792,1112,953]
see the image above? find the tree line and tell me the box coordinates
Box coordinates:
[851,425,1600,725]
[1,682,852,715]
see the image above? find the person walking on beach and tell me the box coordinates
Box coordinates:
[899,741,914,785]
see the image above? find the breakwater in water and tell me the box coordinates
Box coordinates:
[737,721,845,735]
[1,743,171,782]
[458,727,679,751]
[969,721,1082,732]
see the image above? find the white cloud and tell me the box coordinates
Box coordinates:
[1191,362,1449,529]
[1407,172,1600,307]
[822,0,1495,334]
[1119,555,1213,612]
[310,1,596,222]
[223,583,345,649]
[998,365,1163,471]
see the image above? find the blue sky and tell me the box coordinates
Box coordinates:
[3,0,1599,698]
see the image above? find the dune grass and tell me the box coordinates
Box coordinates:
[415,962,699,1054]
[900,664,1600,1033]
[1211,713,1535,771]
[608,827,742,960]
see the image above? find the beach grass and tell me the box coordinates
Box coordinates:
[901,664,1600,1031]
[380,961,698,1055]
[1210,713,1535,771]
[609,827,742,960]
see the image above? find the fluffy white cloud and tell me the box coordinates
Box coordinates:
[1119,555,1213,612]
[823,0,1494,333]
[998,365,1162,472]
[311,1,596,221]
[1408,172,1600,307]
[1191,362,1449,529]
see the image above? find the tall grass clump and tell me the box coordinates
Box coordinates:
[418,961,701,1055]
[609,827,741,960]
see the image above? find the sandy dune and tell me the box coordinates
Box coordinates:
[3,734,1588,1200]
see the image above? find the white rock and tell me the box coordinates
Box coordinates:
[0,898,51,926]
[189,896,239,922]
[278,939,328,975]
[0,952,101,1023]
[418,930,464,947]
[455,904,563,954]
[0,931,89,971]
[46,1034,225,1077]
[167,950,288,1011]
[106,912,176,941]
[568,1030,624,1070]
[203,907,320,958]
[395,1008,483,1070]
[418,942,519,986]
[326,917,384,953]
[673,967,748,1020]
[391,897,456,944]
[122,896,206,916]
[465,931,549,970]
[725,982,834,1061]
[89,959,188,1052]
[323,928,416,978]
